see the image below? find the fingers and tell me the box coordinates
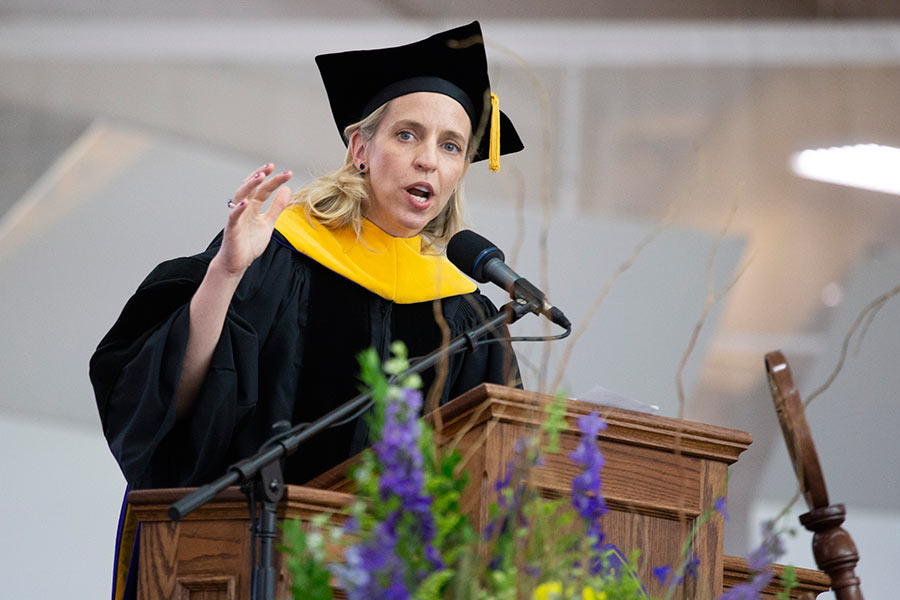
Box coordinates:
[225,198,249,227]
[265,185,293,224]
[252,170,292,203]
[244,163,274,183]
[232,164,292,205]
[233,172,266,202]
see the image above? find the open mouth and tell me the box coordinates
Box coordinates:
[407,185,433,203]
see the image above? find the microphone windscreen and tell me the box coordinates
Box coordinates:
[447,230,505,283]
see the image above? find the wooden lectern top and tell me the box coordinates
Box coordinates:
[309,383,753,489]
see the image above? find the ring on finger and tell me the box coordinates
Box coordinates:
[227,198,236,208]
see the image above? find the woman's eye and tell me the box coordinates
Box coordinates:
[397,131,414,141]
[443,142,460,153]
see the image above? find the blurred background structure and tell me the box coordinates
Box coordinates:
[2,2,900,598]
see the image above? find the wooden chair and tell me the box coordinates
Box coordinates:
[764,350,864,600]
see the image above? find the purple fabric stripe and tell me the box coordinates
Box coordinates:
[110,486,130,600]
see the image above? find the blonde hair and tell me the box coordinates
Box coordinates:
[289,100,470,247]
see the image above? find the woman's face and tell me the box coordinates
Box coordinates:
[351,92,470,238]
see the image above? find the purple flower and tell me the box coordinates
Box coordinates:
[334,517,409,600]
[718,572,774,600]
[679,553,700,583]
[653,565,672,586]
[484,436,540,542]
[746,520,785,572]
[718,520,785,600]
[715,497,729,521]
[343,515,359,534]
[523,564,542,578]
[337,388,442,599]
[654,552,699,591]
[569,412,609,573]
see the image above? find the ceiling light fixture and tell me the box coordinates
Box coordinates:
[790,144,900,196]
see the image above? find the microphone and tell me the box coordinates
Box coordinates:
[447,230,571,330]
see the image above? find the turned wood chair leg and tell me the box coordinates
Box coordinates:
[799,504,864,600]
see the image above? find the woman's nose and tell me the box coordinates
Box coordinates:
[414,144,438,171]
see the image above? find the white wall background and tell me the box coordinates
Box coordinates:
[0,412,124,599]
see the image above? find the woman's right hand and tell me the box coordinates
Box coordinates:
[215,162,293,277]
[175,163,293,418]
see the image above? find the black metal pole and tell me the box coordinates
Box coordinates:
[252,459,283,600]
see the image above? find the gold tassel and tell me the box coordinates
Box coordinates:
[489,92,500,172]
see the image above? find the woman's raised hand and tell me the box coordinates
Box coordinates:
[217,163,293,277]
[176,163,292,415]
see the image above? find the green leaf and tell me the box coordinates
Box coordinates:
[776,564,798,600]
[542,391,568,454]
[279,519,333,600]
[414,569,455,600]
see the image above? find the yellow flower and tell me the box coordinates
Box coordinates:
[582,587,607,600]
[534,582,563,600]
[533,582,607,600]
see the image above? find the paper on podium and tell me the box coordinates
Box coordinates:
[574,385,660,414]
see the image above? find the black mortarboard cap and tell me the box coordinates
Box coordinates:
[315,21,524,170]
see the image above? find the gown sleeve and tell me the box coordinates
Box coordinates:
[89,234,305,489]
[443,291,522,403]
[91,232,519,489]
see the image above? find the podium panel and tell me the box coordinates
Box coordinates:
[128,487,353,600]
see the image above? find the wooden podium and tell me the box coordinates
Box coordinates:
[128,384,830,600]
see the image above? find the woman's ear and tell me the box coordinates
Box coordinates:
[348,130,367,169]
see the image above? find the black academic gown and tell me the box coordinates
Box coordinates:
[90,230,518,490]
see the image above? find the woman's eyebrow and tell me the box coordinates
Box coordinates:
[442,128,468,144]
[392,119,424,131]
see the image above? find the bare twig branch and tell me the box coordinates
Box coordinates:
[671,198,751,532]
[549,207,676,394]
[486,40,555,394]
[804,282,900,408]
[426,298,452,436]
[674,200,748,421]
[502,164,527,270]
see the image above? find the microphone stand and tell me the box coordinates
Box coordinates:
[167,297,540,600]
